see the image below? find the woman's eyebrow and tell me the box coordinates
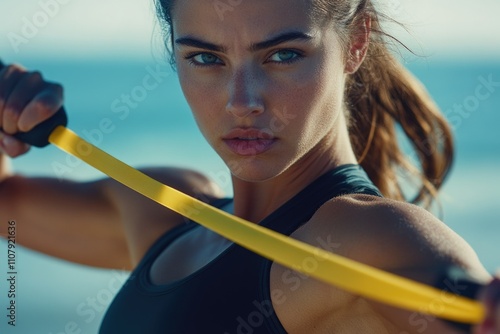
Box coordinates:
[174,31,313,53]
[250,31,313,51]
[174,37,225,52]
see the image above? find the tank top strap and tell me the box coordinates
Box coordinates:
[260,164,382,235]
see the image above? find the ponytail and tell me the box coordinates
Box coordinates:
[346,16,454,207]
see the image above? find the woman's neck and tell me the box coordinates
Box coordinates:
[231,122,357,223]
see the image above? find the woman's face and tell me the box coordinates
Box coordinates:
[172,0,349,181]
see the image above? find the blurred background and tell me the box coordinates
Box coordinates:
[0,0,499,332]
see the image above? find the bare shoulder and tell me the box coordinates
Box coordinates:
[294,194,490,281]
[104,166,224,209]
[104,166,225,264]
[271,195,491,333]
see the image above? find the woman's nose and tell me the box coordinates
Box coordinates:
[225,66,265,118]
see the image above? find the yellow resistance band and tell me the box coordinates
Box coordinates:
[48,125,484,324]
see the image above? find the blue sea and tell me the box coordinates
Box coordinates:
[0,58,499,333]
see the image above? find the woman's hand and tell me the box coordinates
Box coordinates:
[475,277,500,334]
[0,60,63,157]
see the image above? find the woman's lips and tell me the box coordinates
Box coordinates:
[222,129,277,156]
[223,138,276,156]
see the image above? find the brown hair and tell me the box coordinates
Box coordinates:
[154,0,454,208]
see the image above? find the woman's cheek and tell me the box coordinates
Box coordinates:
[181,74,223,115]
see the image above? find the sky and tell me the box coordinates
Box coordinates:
[0,0,499,62]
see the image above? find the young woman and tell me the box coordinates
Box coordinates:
[0,0,499,333]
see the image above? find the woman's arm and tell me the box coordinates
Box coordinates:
[0,62,224,270]
[0,173,128,269]
[296,194,493,333]
[0,166,223,270]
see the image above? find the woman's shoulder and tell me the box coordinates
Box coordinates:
[292,194,489,280]
[104,166,225,265]
[106,166,224,203]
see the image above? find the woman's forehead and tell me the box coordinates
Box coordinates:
[171,0,321,42]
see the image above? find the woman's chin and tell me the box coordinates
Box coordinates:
[228,164,285,183]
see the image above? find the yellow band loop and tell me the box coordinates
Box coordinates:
[48,126,485,324]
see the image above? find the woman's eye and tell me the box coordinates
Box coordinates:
[188,53,222,66]
[268,50,302,64]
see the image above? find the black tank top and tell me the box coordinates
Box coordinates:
[99,164,381,333]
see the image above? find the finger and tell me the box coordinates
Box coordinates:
[18,82,63,132]
[0,64,28,128]
[2,71,47,134]
[0,132,30,158]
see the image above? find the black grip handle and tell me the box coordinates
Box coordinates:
[0,60,68,147]
[9,108,68,148]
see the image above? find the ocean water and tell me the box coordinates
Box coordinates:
[0,58,499,333]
